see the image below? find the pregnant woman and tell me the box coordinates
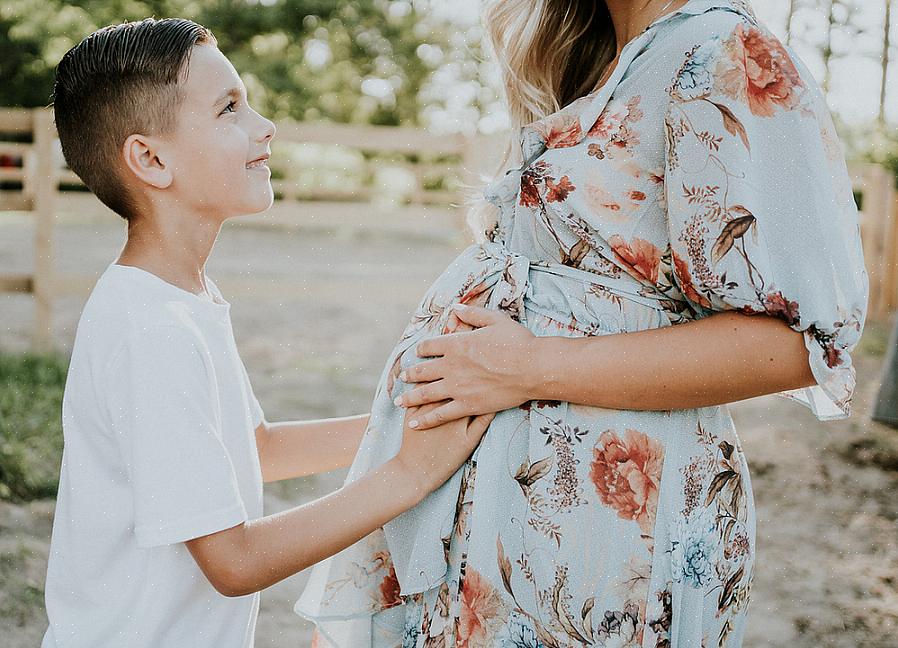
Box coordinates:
[295,0,869,646]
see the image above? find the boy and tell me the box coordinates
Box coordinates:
[42,17,492,648]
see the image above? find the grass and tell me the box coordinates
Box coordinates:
[0,541,47,631]
[0,353,67,501]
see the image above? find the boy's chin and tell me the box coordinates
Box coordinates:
[228,188,275,218]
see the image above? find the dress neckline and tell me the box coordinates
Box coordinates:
[516,0,755,160]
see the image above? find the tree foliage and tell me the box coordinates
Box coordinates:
[0,0,483,128]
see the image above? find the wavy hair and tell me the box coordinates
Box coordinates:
[463,0,616,240]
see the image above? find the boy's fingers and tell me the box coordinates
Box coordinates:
[466,412,495,440]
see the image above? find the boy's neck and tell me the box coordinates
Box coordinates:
[116,208,224,297]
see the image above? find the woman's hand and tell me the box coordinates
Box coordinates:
[395,305,538,430]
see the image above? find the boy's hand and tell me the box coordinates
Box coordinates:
[394,400,494,497]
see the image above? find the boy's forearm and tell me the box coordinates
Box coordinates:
[256,414,369,482]
[207,456,424,596]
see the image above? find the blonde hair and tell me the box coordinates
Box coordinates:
[463,0,616,240]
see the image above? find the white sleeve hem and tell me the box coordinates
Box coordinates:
[771,326,855,421]
[135,503,248,548]
[252,404,265,429]
[772,387,849,421]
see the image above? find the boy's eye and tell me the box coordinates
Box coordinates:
[221,100,237,114]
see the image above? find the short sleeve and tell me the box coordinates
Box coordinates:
[239,355,265,428]
[662,18,869,420]
[106,326,248,547]
[205,275,264,427]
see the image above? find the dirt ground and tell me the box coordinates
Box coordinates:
[1,212,897,647]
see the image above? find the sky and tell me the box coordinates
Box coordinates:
[429,0,894,128]
[754,0,892,126]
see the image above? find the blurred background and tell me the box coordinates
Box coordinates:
[1,1,897,646]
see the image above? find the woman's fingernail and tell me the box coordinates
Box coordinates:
[408,419,419,428]
[394,396,402,406]
[399,371,407,381]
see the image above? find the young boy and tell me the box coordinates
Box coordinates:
[42,17,492,648]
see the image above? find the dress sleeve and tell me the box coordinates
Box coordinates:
[662,18,869,420]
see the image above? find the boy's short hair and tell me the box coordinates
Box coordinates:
[52,18,217,220]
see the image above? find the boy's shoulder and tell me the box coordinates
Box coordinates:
[75,264,220,365]
[83,264,180,325]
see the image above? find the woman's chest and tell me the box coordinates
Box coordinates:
[490,84,675,287]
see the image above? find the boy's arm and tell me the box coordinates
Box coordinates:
[188,452,418,598]
[187,403,493,597]
[255,414,369,482]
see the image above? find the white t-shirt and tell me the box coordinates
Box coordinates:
[42,263,266,648]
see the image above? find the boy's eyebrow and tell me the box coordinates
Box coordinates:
[212,86,245,107]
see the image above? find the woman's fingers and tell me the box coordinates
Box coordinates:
[451,304,505,328]
[406,400,469,431]
[444,310,460,333]
[444,310,476,334]
[395,380,447,408]
[399,358,443,385]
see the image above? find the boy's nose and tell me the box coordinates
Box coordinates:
[261,116,276,141]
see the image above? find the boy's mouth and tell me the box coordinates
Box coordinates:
[246,153,270,169]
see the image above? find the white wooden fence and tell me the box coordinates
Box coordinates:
[1,107,896,350]
[0,107,511,349]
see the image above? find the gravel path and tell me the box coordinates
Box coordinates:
[2,213,896,647]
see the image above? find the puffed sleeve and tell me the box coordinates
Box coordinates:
[662,18,869,420]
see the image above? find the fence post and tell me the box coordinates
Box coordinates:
[884,190,898,315]
[32,108,56,352]
[860,163,894,322]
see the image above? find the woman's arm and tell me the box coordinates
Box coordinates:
[396,304,816,429]
[255,414,369,482]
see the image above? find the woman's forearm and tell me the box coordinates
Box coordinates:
[529,310,817,411]
[395,306,819,429]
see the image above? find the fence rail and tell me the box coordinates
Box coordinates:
[1,107,896,350]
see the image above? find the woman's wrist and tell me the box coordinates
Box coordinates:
[527,334,609,404]
[527,335,567,402]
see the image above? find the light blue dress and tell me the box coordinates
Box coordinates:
[295,1,869,646]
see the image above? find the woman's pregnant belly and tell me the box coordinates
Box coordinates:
[363,241,678,591]
[295,241,755,648]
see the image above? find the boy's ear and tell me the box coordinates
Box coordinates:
[121,133,173,189]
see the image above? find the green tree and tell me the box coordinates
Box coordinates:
[0,0,493,128]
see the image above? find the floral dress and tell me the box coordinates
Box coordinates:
[294,1,869,646]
